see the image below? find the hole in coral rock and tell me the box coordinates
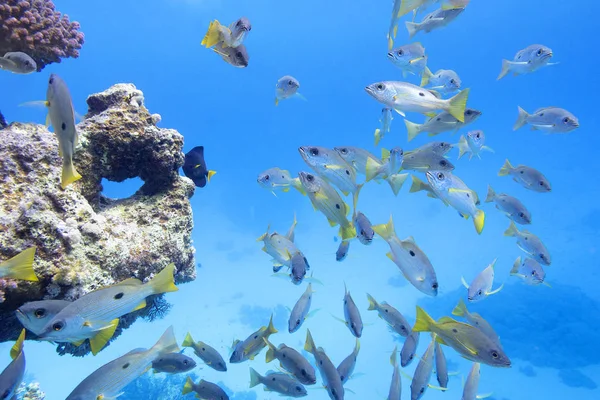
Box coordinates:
[101,177,144,199]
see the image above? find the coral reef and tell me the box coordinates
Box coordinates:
[0,110,7,129]
[0,83,196,353]
[0,0,84,71]
[16,381,46,400]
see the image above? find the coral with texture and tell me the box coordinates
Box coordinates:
[16,382,46,400]
[0,0,84,71]
[0,83,196,354]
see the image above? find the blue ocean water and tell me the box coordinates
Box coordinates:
[1,0,599,399]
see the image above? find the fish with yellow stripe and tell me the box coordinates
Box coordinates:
[201,17,251,49]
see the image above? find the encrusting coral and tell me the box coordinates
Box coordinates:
[0,0,84,71]
[0,83,197,355]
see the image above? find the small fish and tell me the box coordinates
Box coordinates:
[388,346,402,400]
[426,170,485,234]
[201,17,251,48]
[461,363,487,400]
[182,332,227,372]
[304,330,344,400]
[387,43,428,78]
[257,167,305,196]
[462,259,504,302]
[504,222,551,266]
[372,216,438,296]
[343,284,363,338]
[498,159,551,192]
[0,52,36,74]
[299,147,358,195]
[388,1,403,50]
[375,107,394,146]
[290,252,310,285]
[230,314,278,363]
[46,74,82,189]
[298,172,356,240]
[406,7,465,39]
[405,141,453,156]
[421,68,461,96]
[249,368,307,397]
[401,150,454,172]
[365,81,470,122]
[38,264,178,355]
[410,336,436,400]
[366,148,409,196]
[434,341,448,390]
[366,294,411,337]
[152,353,196,374]
[401,330,420,367]
[498,44,557,80]
[212,43,249,68]
[182,377,230,400]
[289,283,315,333]
[336,240,350,262]
[275,75,305,106]
[510,256,548,286]
[457,131,494,160]
[452,299,501,346]
[404,108,481,141]
[257,216,301,271]
[0,329,26,400]
[16,299,71,336]
[513,106,579,133]
[351,185,375,245]
[183,146,216,188]
[413,307,511,368]
[0,247,38,282]
[334,146,379,175]
[264,338,317,385]
[485,186,531,225]
[66,327,180,399]
[337,338,360,384]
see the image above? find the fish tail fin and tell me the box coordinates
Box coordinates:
[372,214,395,240]
[365,157,382,182]
[485,185,496,203]
[264,337,276,363]
[420,66,433,87]
[510,257,522,275]
[504,221,519,237]
[149,263,178,295]
[182,332,194,348]
[353,183,364,214]
[354,338,360,353]
[497,59,511,80]
[390,345,398,367]
[304,329,315,354]
[267,314,278,335]
[249,367,262,388]
[374,128,382,146]
[275,97,279,106]
[386,173,409,196]
[513,106,529,131]
[387,35,394,52]
[151,326,180,356]
[10,329,26,359]
[451,298,467,317]
[339,224,356,241]
[366,293,378,310]
[207,170,217,183]
[457,135,469,159]
[398,0,423,17]
[291,178,306,195]
[498,159,513,176]
[61,160,82,189]
[409,175,427,193]
[447,88,470,123]
[404,119,422,142]
[89,318,120,355]
[0,246,38,281]
[182,377,194,395]
[413,306,435,332]
[405,21,418,39]
[201,20,222,48]
[473,209,485,235]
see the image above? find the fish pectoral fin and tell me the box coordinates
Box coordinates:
[435,336,448,346]
[476,393,494,399]
[424,112,437,117]
[314,191,328,201]
[132,299,147,312]
[487,284,504,296]
[327,218,338,227]
[89,319,120,355]
[385,252,394,261]
[461,276,470,289]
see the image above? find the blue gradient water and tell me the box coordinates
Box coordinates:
[1,0,599,399]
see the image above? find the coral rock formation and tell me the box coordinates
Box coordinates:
[0,0,84,71]
[0,83,196,352]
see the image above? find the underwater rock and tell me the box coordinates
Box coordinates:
[421,282,600,369]
[558,369,598,390]
[0,110,7,129]
[16,381,46,400]
[0,83,196,351]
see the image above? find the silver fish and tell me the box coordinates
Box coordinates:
[299,147,358,195]
[366,294,411,337]
[375,107,394,146]
[257,167,306,196]
[337,339,360,384]
[388,346,402,400]
[504,222,551,266]
[152,353,196,374]
[457,130,494,160]
[230,315,278,363]
[404,108,481,141]
[16,299,71,336]
[0,52,36,74]
[304,330,344,400]
[182,377,230,400]
[201,17,251,48]
[276,75,304,106]
[249,368,307,397]
[212,43,249,68]
[405,7,465,39]
[334,146,379,175]
[514,106,579,133]
[402,150,454,172]
[405,141,453,156]
[462,258,504,302]
[289,283,315,333]
[264,338,317,385]
[401,330,420,367]
[498,44,556,80]
[485,185,531,225]
[0,330,26,400]
[498,159,551,193]
[510,256,548,286]
[434,341,448,390]
[452,298,501,346]
[257,216,300,270]
[336,240,350,262]
[182,332,227,372]
[388,42,428,78]
[421,68,461,96]
[290,252,310,285]
[343,284,363,338]
[410,336,435,400]
[461,362,483,400]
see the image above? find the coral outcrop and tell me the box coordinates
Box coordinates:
[0,83,196,353]
[0,0,84,71]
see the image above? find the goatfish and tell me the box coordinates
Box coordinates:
[264,338,317,385]
[230,314,278,363]
[497,44,557,80]
[66,327,180,400]
[201,17,251,48]
[375,107,394,146]
[257,167,306,196]
[0,329,26,400]
[426,170,485,234]
[304,329,344,400]
[37,263,178,355]
[404,108,481,142]
[0,246,38,282]
[182,332,227,372]
[413,307,511,368]
[298,172,356,240]
[16,299,71,336]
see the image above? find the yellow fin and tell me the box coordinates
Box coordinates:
[132,299,147,312]
[365,157,382,182]
[327,218,338,227]
[374,128,382,146]
[200,20,223,48]
[498,159,513,176]
[372,215,395,240]
[72,340,85,347]
[473,210,485,235]
[381,148,391,162]
[0,246,38,281]
[10,329,26,360]
[61,160,82,189]
[89,319,119,356]
[182,377,194,395]
[267,314,278,335]
[275,98,279,106]
[447,88,470,122]
[182,332,195,348]
[207,170,217,182]
[424,112,437,118]
[339,224,356,240]
[452,298,468,317]
[149,263,178,295]
[420,66,433,87]
[413,306,435,332]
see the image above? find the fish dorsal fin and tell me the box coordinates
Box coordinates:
[437,316,459,324]
[112,278,143,287]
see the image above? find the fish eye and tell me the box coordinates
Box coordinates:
[301,369,307,376]
[295,319,301,326]
[377,84,384,90]
[331,389,337,396]
[34,308,46,318]
[477,290,482,295]
[24,60,30,66]
[491,350,499,358]
[310,148,319,156]
[307,174,314,181]
[450,79,455,84]
[437,172,444,179]
[288,80,294,85]
[183,359,189,364]
[466,110,472,115]
[52,321,64,331]
[296,386,303,392]
[476,133,480,138]
[537,49,543,56]
[432,282,438,289]
[236,51,243,58]
[397,49,404,56]
[440,160,447,166]
[420,388,425,394]
[264,174,269,180]
[563,117,570,123]
[539,181,545,186]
